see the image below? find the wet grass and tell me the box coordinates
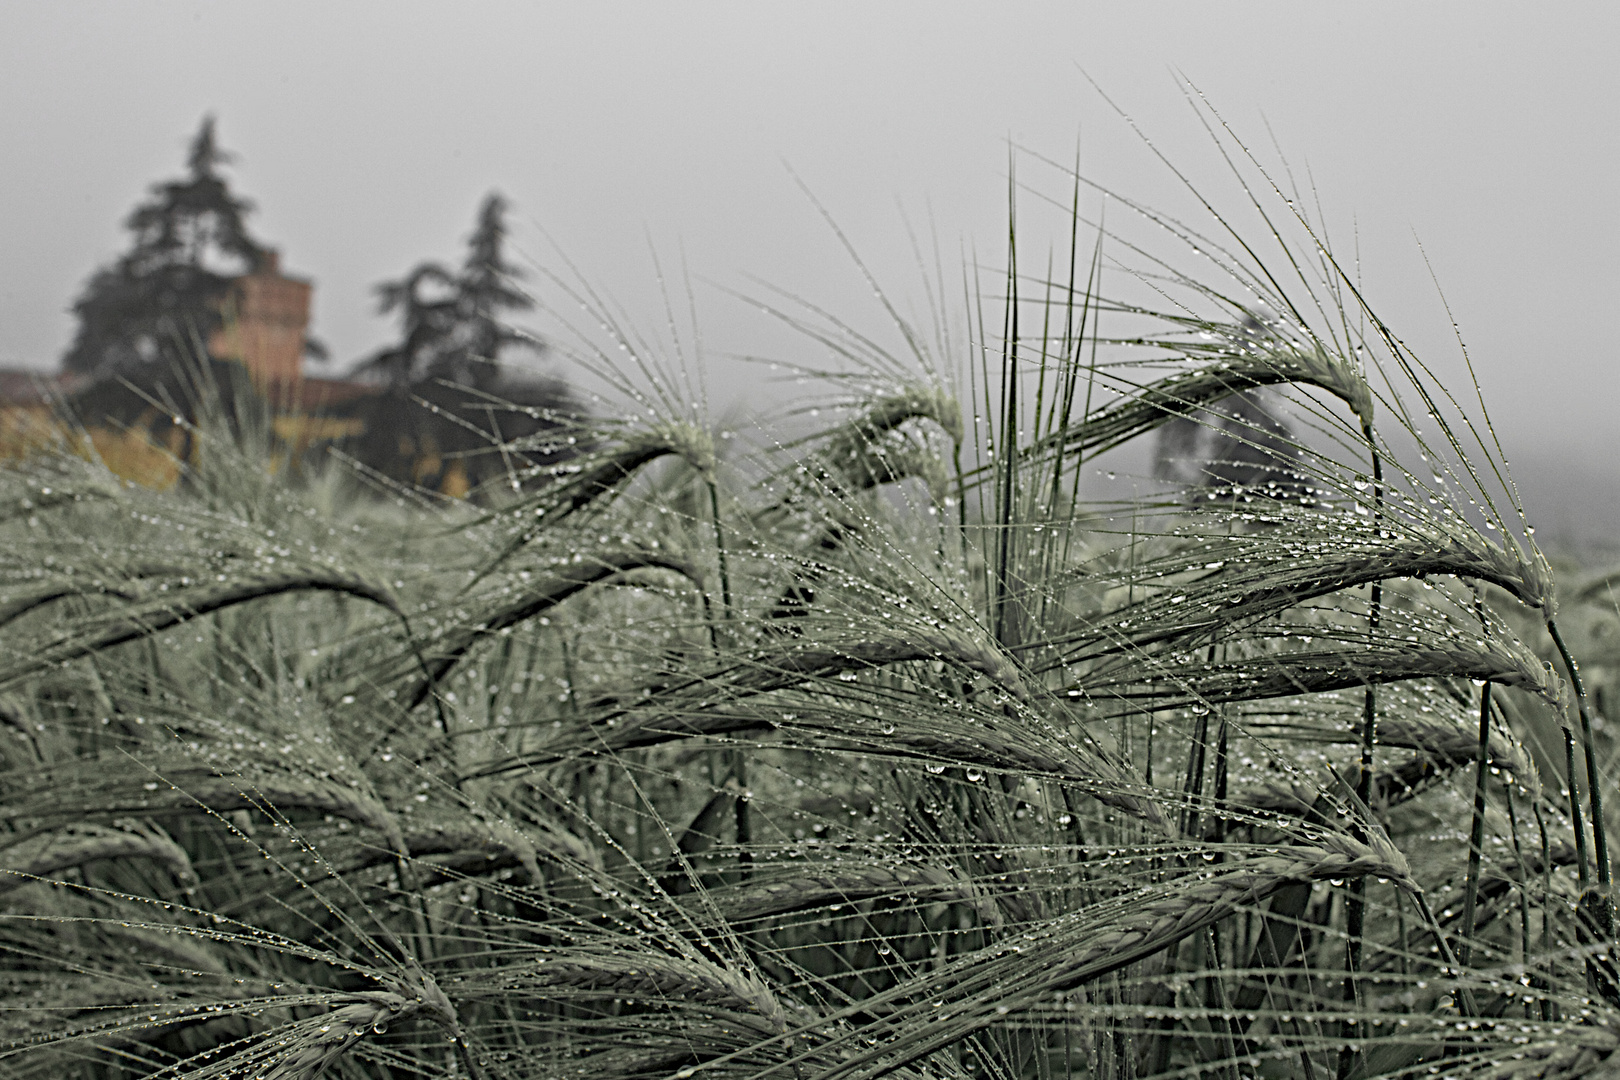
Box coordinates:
[4,111,1620,1079]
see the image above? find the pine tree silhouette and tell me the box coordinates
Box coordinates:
[62,118,296,377]
[360,193,538,390]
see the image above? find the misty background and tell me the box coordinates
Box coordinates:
[3,2,1616,544]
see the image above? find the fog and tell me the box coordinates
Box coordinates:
[4,2,1616,539]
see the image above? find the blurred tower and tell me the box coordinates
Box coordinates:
[208,249,311,398]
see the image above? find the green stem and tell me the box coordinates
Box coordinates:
[1533,798,1555,1022]
[1564,727,1592,893]
[732,746,752,880]
[1340,429,1382,1078]
[992,218,1019,647]
[1211,711,1230,848]
[953,440,969,569]
[1503,781,1539,1020]
[1548,618,1612,897]
[1181,694,1211,839]
[708,479,733,622]
[706,477,749,876]
[1458,680,1493,974]
[1411,891,1478,1017]
[455,1034,484,1080]
[1143,710,1154,789]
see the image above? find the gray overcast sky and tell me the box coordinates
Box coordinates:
[3,2,1617,476]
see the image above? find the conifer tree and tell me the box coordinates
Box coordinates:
[347,194,568,494]
[62,118,275,377]
[362,192,538,390]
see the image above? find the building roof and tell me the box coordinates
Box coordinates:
[265,374,386,412]
[0,365,386,413]
[0,369,84,406]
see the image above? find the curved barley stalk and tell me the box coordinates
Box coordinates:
[1048,519,1555,667]
[200,969,462,1080]
[718,628,1030,701]
[693,860,1003,927]
[0,823,194,895]
[498,948,788,1035]
[0,472,122,524]
[407,549,702,710]
[468,422,717,583]
[461,672,1172,831]
[0,901,458,1076]
[723,829,1414,1080]
[0,582,142,631]
[1026,328,1373,463]
[255,993,433,1080]
[0,567,403,691]
[1240,710,1540,819]
[771,385,962,500]
[13,766,410,860]
[1436,1028,1619,1080]
[1076,634,1559,713]
[401,812,598,877]
[462,618,1030,768]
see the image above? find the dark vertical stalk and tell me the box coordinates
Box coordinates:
[1296,1039,1320,1080]
[1060,224,1105,575]
[1339,429,1382,1079]
[1181,692,1212,839]
[992,168,1019,647]
[454,1035,485,1080]
[1212,711,1230,849]
[1533,799,1555,1022]
[707,477,749,875]
[1548,618,1613,923]
[1503,782,1537,1020]
[1395,889,1409,979]
[1139,936,1182,1078]
[1048,174,1103,572]
[969,254,992,553]
[1457,680,1493,975]
[1564,730,1592,894]
[953,440,969,565]
[1143,712,1155,789]
[732,747,752,879]
[559,635,579,717]
[1180,715,1208,836]
[486,631,514,719]
[1412,891,1478,1017]
[1204,926,1241,1079]
[707,479,733,624]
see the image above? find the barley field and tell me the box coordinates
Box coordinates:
[4,127,1619,1079]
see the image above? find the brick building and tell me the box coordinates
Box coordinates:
[0,253,572,495]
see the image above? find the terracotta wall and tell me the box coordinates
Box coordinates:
[208,250,311,391]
